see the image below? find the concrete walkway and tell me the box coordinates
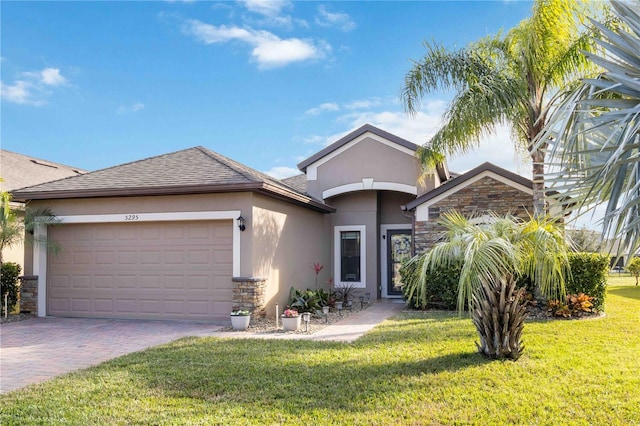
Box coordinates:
[216,300,405,342]
[0,301,405,394]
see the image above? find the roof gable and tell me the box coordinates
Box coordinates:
[297,124,420,173]
[405,162,532,211]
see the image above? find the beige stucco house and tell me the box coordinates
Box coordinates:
[12,124,535,321]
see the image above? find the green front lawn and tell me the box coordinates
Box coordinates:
[2,280,639,425]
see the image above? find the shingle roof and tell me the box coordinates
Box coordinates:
[11,147,334,212]
[1,150,86,192]
[281,174,307,194]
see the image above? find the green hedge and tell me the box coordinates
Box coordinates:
[401,256,462,310]
[1,262,21,314]
[402,251,609,311]
[566,252,609,310]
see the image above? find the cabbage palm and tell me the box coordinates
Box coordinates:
[541,1,640,257]
[402,0,600,216]
[408,211,570,360]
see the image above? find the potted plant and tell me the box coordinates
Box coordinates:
[281,308,301,331]
[230,310,251,330]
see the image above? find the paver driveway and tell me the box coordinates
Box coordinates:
[0,317,223,394]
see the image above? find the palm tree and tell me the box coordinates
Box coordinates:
[406,211,570,360]
[540,1,640,258]
[402,0,601,216]
[0,191,60,268]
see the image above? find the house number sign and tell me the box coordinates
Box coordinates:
[124,214,140,221]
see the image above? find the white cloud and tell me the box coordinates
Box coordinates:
[240,0,291,18]
[238,1,307,30]
[0,80,44,105]
[118,102,145,114]
[315,5,356,31]
[184,19,330,68]
[39,68,67,86]
[344,98,381,110]
[305,102,339,116]
[264,165,300,179]
[1,66,67,105]
[304,97,383,117]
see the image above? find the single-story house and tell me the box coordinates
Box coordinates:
[12,124,535,321]
[1,150,86,272]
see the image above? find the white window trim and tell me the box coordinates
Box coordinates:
[334,225,366,289]
[33,210,242,317]
[380,224,412,298]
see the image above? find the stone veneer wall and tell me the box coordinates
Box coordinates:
[414,177,533,255]
[231,277,267,317]
[19,275,38,314]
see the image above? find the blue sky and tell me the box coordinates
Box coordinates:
[2,0,536,179]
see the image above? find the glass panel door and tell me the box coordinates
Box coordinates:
[387,230,411,296]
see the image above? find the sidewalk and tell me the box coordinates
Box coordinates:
[215,300,406,342]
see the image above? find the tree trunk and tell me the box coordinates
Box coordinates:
[531,149,546,218]
[471,276,528,360]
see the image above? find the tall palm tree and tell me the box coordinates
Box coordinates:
[406,211,570,360]
[402,0,600,216]
[540,1,640,258]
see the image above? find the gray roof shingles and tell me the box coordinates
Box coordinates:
[1,150,86,192]
[12,146,333,212]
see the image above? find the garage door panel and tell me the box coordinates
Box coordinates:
[72,275,91,288]
[140,250,162,265]
[94,299,113,313]
[71,299,91,312]
[47,220,234,320]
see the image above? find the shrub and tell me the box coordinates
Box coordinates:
[1,262,21,314]
[288,288,325,313]
[401,256,462,310]
[626,257,640,286]
[565,252,609,310]
[547,293,595,318]
[332,282,358,303]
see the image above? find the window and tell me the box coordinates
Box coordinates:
[334,225,366,288]
[340,231,361,282]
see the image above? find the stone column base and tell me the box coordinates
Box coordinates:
[231,277,267,317]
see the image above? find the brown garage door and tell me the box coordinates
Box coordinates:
[47,221,233,321]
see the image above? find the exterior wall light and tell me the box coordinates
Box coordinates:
[237,215,246,232]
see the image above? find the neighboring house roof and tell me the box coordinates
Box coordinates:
[404,162,532,210]
[1,150,86,192]
[12,146,334,213]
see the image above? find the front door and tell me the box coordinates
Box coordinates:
[386,229,412,296]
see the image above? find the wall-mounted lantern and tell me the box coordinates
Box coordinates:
[237,215,246,232]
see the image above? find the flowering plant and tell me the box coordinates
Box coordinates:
[311,262,323,290]
[282,308,299,318]
[230,310,250,316]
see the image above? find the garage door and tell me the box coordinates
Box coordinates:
[47,221,233,321]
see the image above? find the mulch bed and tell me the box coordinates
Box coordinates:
[0,312,37,324]
[525,304,605,321]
